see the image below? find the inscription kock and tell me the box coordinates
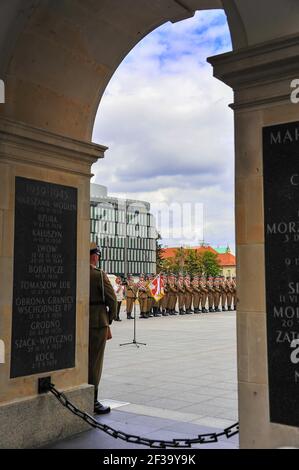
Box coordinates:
[263,121,299,427]
[10,177,77,378]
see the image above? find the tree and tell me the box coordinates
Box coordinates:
[201,251,221,277]
[185,249,203,275]
[159,247,221,276]
[156,232,164,273]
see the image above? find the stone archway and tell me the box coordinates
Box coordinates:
[1,0,299,449]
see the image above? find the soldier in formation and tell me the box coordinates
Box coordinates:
[123,273,237,319]
[125,274,137,319]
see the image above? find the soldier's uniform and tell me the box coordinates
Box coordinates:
[161,275,169,316]
[167,274,178,315]
[226,276,233,310]
[199,277,208,313]
[192,275,201,313]
[220,276,227,311]
[146,274,154,317]
[232,276,237,310]
[125,275,137,319]
[157,273,165,316]
[213,277,221,312]
[207,276,215,312]
[137,275,148,318]
[184,275,193,314]
[89,243,117,413]
[177,274,186,315]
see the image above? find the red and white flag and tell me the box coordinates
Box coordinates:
[149,274,165,302]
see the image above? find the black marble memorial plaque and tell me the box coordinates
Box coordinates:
[263,121,299,427]
[10,177,77,378]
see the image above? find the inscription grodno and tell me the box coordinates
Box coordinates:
[263,121,299,427]
[10,177,77,378]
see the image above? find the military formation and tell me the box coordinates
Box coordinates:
[124,273,237,319]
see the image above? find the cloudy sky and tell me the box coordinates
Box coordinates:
[92,10,234,252]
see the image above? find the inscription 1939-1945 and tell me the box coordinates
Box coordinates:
[10,177,77,378]
[263,121,299,427]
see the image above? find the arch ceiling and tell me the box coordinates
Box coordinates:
[0,0,298,140]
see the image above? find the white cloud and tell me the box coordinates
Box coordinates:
[92,10,234,250]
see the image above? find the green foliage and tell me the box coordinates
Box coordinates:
[159,247,221,276]
[201,251,221,277]
[185,249,203,275]
[156,233,164,273]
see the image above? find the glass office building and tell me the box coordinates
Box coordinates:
[90,184,157,276]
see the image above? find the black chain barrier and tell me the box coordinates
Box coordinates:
[48,383,239,448]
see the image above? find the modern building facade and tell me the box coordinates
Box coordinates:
[90,184,157,276]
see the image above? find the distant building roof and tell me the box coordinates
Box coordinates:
[214,245,231,254]
[217,252,236,266]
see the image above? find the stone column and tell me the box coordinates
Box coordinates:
[0,116,106,448]
[208,34,299,448]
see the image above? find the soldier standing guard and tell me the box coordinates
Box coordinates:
[207,276,215,312]
[146,274,154,317]
[161,274,169,316]
[220,276,227,311]
[89,242,117,414]
[213,277,221,312]
[177,274,186,315]
[125,275,137,319]
[157,273,165,316]
[184,274,193,314]
[166,274,177,315]
[199,276,208,313]
[192,275,201,313]
[226,276,233,311]
[232,276,237,310]
[137,274,148,318]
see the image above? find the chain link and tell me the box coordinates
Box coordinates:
[49,383,239,448]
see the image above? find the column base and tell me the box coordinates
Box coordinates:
[0,384,94,449]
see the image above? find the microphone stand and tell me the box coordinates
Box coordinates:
[120,300,146,348]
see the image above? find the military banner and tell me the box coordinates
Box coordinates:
[149,274,165,302]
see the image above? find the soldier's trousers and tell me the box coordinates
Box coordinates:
[201,293,207,310]
[168,295,177,310]
[221,293,227,309]
[208,293,214,309]
[227,293,232,309]
[161,294,168,310]
[178,294,185,309]
[139,297,147,312]
[193,293,200,310]
[214,293,221,309]
[185,293,192,310]
[147,296,153,312]
[88,326,108,398]
[126,298,135,314]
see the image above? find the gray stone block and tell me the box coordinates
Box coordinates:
[0,384,94,449]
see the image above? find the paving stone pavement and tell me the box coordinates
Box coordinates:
[48,306,238,449]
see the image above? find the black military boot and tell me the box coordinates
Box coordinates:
[94,390,110,415]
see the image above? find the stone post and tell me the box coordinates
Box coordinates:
[0,116,106,448]
[208,33,299,448]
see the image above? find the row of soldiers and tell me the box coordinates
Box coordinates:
[125,273,237,319]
